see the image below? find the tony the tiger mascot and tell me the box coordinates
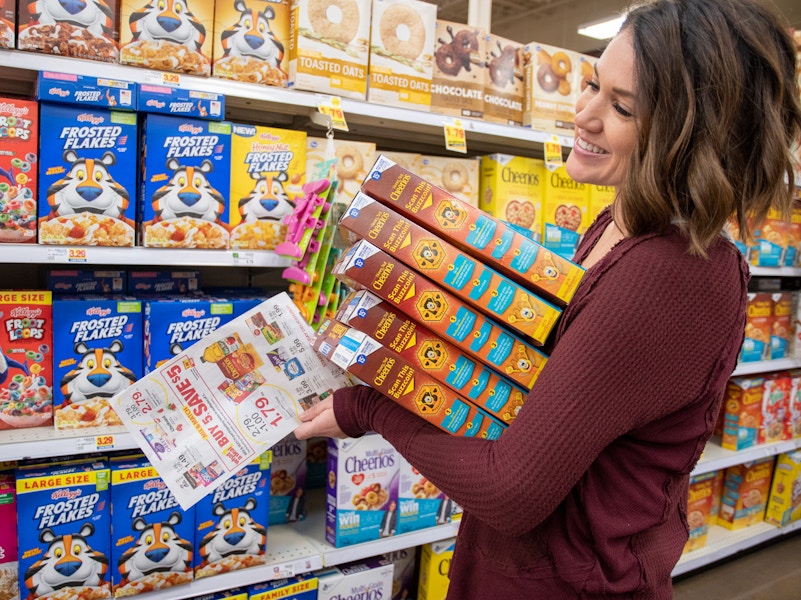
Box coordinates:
[24,524,109,599]
[238,171,293,223]
[151,158,226,223]
[116,513,193,589]
[197,498,266,567]
[128,0,206,51]
[60,340,137,406]
[27,0,114,37]
[219,0,284,69]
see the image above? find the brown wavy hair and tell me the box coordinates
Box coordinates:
[617,0,801,256]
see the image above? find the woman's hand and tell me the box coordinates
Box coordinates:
[294,396,348,440]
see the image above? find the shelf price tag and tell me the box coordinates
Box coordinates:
[544,135,563,171]
[273,562,295,579]
[443,118,467,154]
[232,251,255,266]
[316,95,349,131]
[76,435,116,452]
[142,70,182,88]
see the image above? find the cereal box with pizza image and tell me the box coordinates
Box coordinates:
[0,0,13,48]
[17,0,119,62]
[229,123,306,250]
[718,456,775,530]
[542,165,590,260]
[0,476,18,600]
[765,449,801,527]
[140,114,232,249]
[213,0,291,87]
[721,376,764,451]
[110,455,194,597]
[120,0,213,75]
[741,292,773,362]
[38,103,137,247]
[0,98,38,244]
[0,291,53,431]
[479,154,545,239]
[16,459,112,600]
[417,155,479,207]
[683,471,716,553]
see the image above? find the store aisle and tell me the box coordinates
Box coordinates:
[672,532,801,599]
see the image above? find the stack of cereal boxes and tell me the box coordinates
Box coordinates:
[0,96,37,243]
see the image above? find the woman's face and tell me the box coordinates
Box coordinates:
[566,29,639,188]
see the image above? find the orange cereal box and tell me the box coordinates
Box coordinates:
[784,202,801,267]
[760,372,792,444]
[721,376,764,451]
[764,449,801,527]
[709,469,725,526]
[542,165,590,260]
[479,154,544,238]
[770,292,793,360]
[751,207,788,267]
[430,21,485,119]
[482,34,524,126]
[0,97,38,243]
[741,292,773,362]
[718,457,775,530]
[683,471,716,553]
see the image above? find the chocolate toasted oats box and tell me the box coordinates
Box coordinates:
[430,20,486,119]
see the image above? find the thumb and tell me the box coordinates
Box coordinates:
[300,396,333,421]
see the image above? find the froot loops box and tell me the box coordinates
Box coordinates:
[0,97,38,243]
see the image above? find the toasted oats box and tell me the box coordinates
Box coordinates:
[110,455,194,597]
[0,97,38,244]
[418,538,453,600]
[482,34,524,126]
[325,435,400,547]
[36,72,137,110]
[48,270,126,294]
[722,376,765,451]
[430,20,485,119]
[0,0,13,48]
[479,154,545,239]
[194,454,270,579]
[128,270,200,294]
[268,434,307,525]
[140,114,232,249]
[522,42,581,135]
[361,155,585,307]
[765,449,801,527]
[17,0,119,62]
[417,155,479,207]
[317,557,395,600]
[760,373,792,444]
[249,573,318,599]
[120,0,213,75]
[340,192,561,348]
[307,137,376,208]
[230,123,306,250]
[38,103,137,247]
[542,165,590,260]
[396,454,447,534]
[213,0,291,87]
[718,457,775,530]
[0,291,53,431]
[0,476,18,600]
[137,84,225,120]
[16,460,112,600]
[771,292,793,360]
[741,292,773,362]
[52,296,142,429]
[683,471,716,553]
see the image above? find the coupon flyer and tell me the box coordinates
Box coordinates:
[113,292,350,509]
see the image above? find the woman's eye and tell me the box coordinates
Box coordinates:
[586,79,600,92]
[613,103,634,118]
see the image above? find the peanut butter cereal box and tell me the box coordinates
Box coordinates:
[0,98,37,243]
[230,123,306,250]
[268,434,307,525]
[307,137,375,207]
[522,42,580,135]
[418,538,453,600]
[770,292,793,360]
[288,0,372,100]
[194,454,270,579]
[542,165,590,260]
[38,104,137,247]
[0,477,18,600]
[0,1,13,48]
[213,0,291,87]
[683,471,716,553]
[16,460,112,600]
[110,455,194,597]
[396,454,448,534]
[479,154,545,239]
[367,0,437,111]
[718,457,775,530]
[721,376,764,451]
[18,0,119,62]
[0,291,53,431]
[760,372,792,444]
[325,434,400,547]
[482,34,523,126]
[140,115,232,249]
[765,449,801,527]
[52,296,142,429]
[417,154,479,207]
[430,20,485,119]
[741,292,773,362]
[317,558,394,600]
[588,185,615,225]
[120,0,213,75]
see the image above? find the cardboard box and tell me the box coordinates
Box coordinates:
[417,155,479,207]
[721,376,764,451]
[479,154,545,238]
[268,435,308,525]
[790,369,801,438]
[248,573,318,599]
[709,469,725,526]
[0,476,17,600]
[48,269,126,294]
[317,557,395,599]
[382,547,419,600]
[37,72,137,110]
[770,292,793,360]
[587,184,615,225]
[430,20,485,119]
[137,85,225,120]
[741,293,773,362]
[418,538,454,600]
[307,137,376,207]
[396,454,449,534]
[360,155,584,307]
[482,34,524,126]
[760,373,792,444]
[764,450,801,527]
[683,471,717,553]
[0,0,13,48]
[785,203,801,267]
[718,457,775,530]
[522,42,580,135]
[750,207,788,267]
[0,97,37,243]
[128,270,200,294]
[542,165,590,260]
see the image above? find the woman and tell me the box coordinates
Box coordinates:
[295,0,801,597]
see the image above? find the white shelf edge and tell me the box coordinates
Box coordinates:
[694,438,801,476]
[731,357,801,377]
[749,266,801,277]
[0,425,137,460]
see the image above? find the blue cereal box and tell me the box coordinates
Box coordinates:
[268,434,307,525]
[140,114,232,249]
[397,455,449,535]
[248,573,318,599]
[38,103,138,246]
[47,270,126,294]
[137,84,225,120]
[52,297,143,429]
[110,455,194,597]
[36,72,137,110]
[195,454,270,579]
[128,270,201,295]
[16,460,111,600]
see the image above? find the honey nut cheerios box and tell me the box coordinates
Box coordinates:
[110,455,194,597]
[16,460,112,600]
[587,184,615,225]
[765,449,801,527]
[139,114,232,249]
[683,471,717,554]
[522,41,583,135]
[0,97,38,244]
[120,0,213,75]
[0,0,13,49]
[479,154,545,239]
[750,207,788,267]
[268,434,308,526]
[482,34,524,126]
[542,165,590,261]
[0,476,18,600]
[430,20,486,119]
[718,457,775,530]
[0,291,53,431]
[721,376,765,451]
[741,292,773,363]
[416,155,479,207]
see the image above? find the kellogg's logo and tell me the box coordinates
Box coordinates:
[178,123,203,135]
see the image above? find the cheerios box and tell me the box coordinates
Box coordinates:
[588,185,615,225]
[683,471,716,553]
[194,453,271,579]
[721,376,765,451]
[325,434,400,548]
[542,165,590,260]
[229,123,306,250]
[0,1,13,49]
[381,548,418,600]
[317,557,394,600]
[110,455,194,597]
[48,270,126,294]
[0,97,38,243]
[0,291,53,432]
[397,454,447,534]
[52,296,142,429]
[268,434,308,525]
[741,292,773,362]
[770,292,793,360]
[0,476,18,600]
[361,155,584,307]
[139,114,232,249]
[479,154,545,239]
[120,0,213,75]
[430,20,486,119]
[760,372,793,444]
[522,41,581,135]
[38,103,137,247]
[750,207,788,267]
[16,460,112,600]
[482,34,524,126]
[36,71,137,110]
[765,449,801,527]
[418,538,454,600]
[718,457,775,530]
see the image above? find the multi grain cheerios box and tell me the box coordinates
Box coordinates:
[718,457,775,530]
[683,471,716,553]
[325,434,400,547]
[396,454,448,534]
[230,123,306,250]
[307,137,376,207]
[0,0,13,48]
[430,20,485,119]
[721,376,764,451]
[317,557,395,600]
[110,455,194,597]
[213,0,291,87]
[194,453,271,579]
[16,460,112,600]
[479,154,545,239]
[0,476,18,600]
[368,0,438,110]
[418,538,454,600]
[542,165,590,260]
[268,434,307,525]
[764,449,801,527]
[38,103,137,247]
[482,34,524,126]
[741,292,773,362]
[52,296,142,429]
[120,0,213,75]
[0,97,38,243]
[140,114,232,249]
[381,548,419,600]
[417,155,479,207]
[522,42,580,135]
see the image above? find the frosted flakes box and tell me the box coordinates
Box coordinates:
[0,291,53,431]
[317,557,394,600]
[482,34,524,126]
[38,103,137,247]
[127,270,200,295]
[110,455,194,597]
[479,154,545,239]
[718,457,775,530]
[16,460,111,600]
[47,270,126,295]
[213,0,291,88]
[136,85,225,120]
[0,0,13,48]
[268,434,307,525]
[396,454,447,534]
[36,72,137,111]
[194,454,270,579]
[542,165,590,260]
[248,573,317,599]
[765,449,801,527]
[0,477,18,600]
[139,114,232,249]
[229,123,306,250]
[0,97,38,243]
[52,296,142,429]
[430,20,485,119]
[120,0,213,75]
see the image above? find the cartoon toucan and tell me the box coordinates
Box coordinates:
[0,349,28,384]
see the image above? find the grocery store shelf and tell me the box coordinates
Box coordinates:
[0,425,138,460]
[694,438,801,476]
[749,266,801,277]
[731,357,801,377]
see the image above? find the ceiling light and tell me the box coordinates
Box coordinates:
[577,15,626,40]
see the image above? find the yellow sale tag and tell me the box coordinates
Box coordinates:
[317,96,349,131]
[544,135,563,171]
[161,72,182,86]
[443,118,467,154]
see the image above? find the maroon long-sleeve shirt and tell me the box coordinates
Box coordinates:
[333,208,748,598]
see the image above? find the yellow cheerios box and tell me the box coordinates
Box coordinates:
[683,471,716,553]
[588,184,615,225]
[542,165,590,260]
[718,457,775,530]
[765,449,801,527]
[418,538,454,600]
[416,155,480,207]
[479,154,545,239]
[212,0,291,87]
[229,123,306,250]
